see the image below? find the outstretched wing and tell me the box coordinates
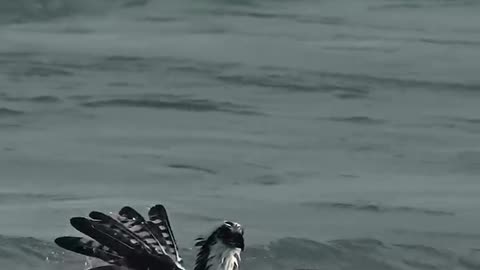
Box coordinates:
[54,205,182,270]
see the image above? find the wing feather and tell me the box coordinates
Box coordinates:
[148,204,182,263]
[116,206,171,256]
[54,236,122,265]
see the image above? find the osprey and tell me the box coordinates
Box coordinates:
[54,204,245,270]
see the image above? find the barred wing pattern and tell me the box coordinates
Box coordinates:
[55,236,123,265]
[148,204,182,263]
[55,204,184,270]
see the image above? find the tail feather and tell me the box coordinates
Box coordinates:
[148,204,182,263]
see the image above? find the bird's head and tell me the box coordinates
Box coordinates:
[215,221,245,251]
[194,221,245,270]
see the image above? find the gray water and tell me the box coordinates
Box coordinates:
[1,0,480,269]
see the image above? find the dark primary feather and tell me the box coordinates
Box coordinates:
[69,217,140,257]
[148,204,182,263]
[54,236,122,265]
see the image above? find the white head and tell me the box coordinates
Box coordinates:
[194,221,245,270]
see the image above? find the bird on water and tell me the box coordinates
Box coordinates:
[54,204,245,270]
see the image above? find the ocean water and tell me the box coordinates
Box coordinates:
[1,0,480,269]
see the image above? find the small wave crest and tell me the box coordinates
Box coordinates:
[0,108,24,117]
[302,201,454,216]
[81,95,262,116]
[1,93,61,104]
[0,191,88,203]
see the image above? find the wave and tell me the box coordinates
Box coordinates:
[302,201,454,216]
[372,1,480,11]
[4,65,73,79]
[19,66,74,78]
[452,117,480,125]
[0,0,148,24]
[0,191,88,203]
[0,54,75,79]
[393,229,480,240]
[167,163,217,175]
[0,108,24,117]
[218,66,479,97]
[216,73,370,99]
[81,95,263,116]
[1,94,61,104]
[323,116,387,125]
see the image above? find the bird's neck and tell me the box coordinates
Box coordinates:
[206,243,241,270]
